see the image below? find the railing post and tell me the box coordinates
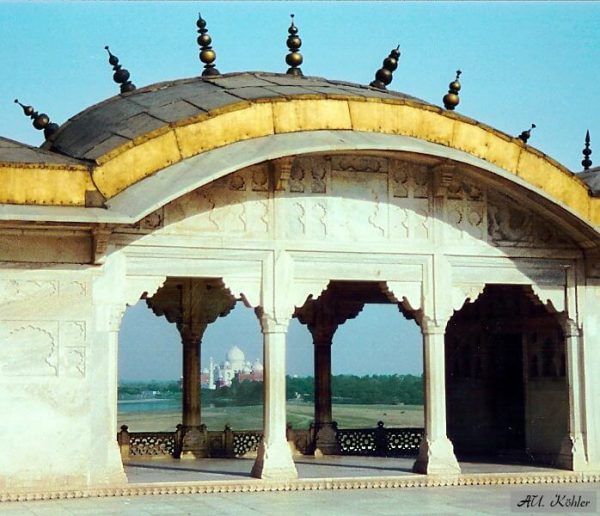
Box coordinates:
[117,425,130,459]
[287,423,300,456]
[224,424,234,458]
[375,421,386,457]
[174,423,184,458]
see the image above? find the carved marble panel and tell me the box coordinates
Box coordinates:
[60,321,87,348]
[327,170,387,240]
[62,347,86,378]
[390,161,431,199]
[0,280,58,304]
[0,318,89,378]
[0,278,90,320]
[0,323,58,377]
[440,174,486,241]
[163,165,270,237]
[487,192,575,248]
[288,156,330,194]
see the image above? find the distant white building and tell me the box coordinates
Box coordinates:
[201,346,264,389]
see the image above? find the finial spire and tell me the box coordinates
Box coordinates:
[285,14,303,76]
[14,99,59,139]
[582,130,592,171]
[105,46,136,93]
[370,46,401,90]
[197,13,220,76]
[443,70,462,110]
[518,123,536,143]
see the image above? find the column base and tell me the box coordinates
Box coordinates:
[180,425,209,459]
[557,433,588,471]
[314,422,338,456]
[251,440,298,480]
[412,436,461,475]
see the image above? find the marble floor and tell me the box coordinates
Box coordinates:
[124,455,560,484]
[1,482,598,516]
[1,457,597,515]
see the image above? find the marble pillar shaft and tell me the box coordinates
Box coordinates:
[413,319,460,475]
[423,325,448,441]
[263,328,288,446]
[314,339,333,425]
[182,331,202,427]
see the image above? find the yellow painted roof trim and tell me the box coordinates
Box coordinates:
[0,96,598,227]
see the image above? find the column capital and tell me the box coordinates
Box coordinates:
[313,336,334,347]
[257,310,290,334]
[560,316,581,339]
[420,316,448,336]
[179,321,207,345]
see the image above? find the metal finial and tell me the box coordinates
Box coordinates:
[105,46,136,94]
[197,13,220,77]
[518,123,536,143]
[582,130,592,171]
[370,45,401,90]
[443,70,462,110]
[14,99,59,139]
[286,14,303,76]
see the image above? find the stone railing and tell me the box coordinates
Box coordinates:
[117,422,422,459]
[336,421,423,457]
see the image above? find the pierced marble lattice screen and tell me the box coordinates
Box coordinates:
[337,427,422,457]
[129,432,177,456]
[232,431,263,457]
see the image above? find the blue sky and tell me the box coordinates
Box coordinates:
[1,2,598,380]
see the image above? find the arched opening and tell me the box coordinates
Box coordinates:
[446,284,568,467]
[118,300,182,432]
[293,281,424,459]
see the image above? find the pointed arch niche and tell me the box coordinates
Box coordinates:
[445,284,568,466]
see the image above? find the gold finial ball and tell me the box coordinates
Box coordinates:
[200,48,216,65]
[197,34,212,47]
[443,92,460,110]
[375,68,393,86]
[33,113,50,130]
[286,52,303,67]
[287,35,302,50]
[449,79,461,92]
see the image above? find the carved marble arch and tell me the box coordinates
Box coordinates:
[293,280,423,337]
[446,284,568,385]
[450,283,560,319]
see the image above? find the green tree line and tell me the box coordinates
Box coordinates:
[119,374,423,406]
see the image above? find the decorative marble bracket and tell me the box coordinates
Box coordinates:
[92,224,113,265]
[273,157,294,192]
[451,283,486,312]
[431,160,457,197]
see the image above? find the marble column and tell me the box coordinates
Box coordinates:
[251,315,298,479]
[413,318,461,475]
[295,293,363,456]
[179,323,208,459]
[558,317,588,470]
[145,278,236,460]
[313,335,338,455]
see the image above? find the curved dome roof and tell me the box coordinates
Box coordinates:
[226,345,245,363]
[46,72,422,162]
[1,72,598,235]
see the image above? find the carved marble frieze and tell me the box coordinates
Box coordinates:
[434,167,487,242]
[487,192,575,248]
[134,154,579,251]
[162,164,270,237]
